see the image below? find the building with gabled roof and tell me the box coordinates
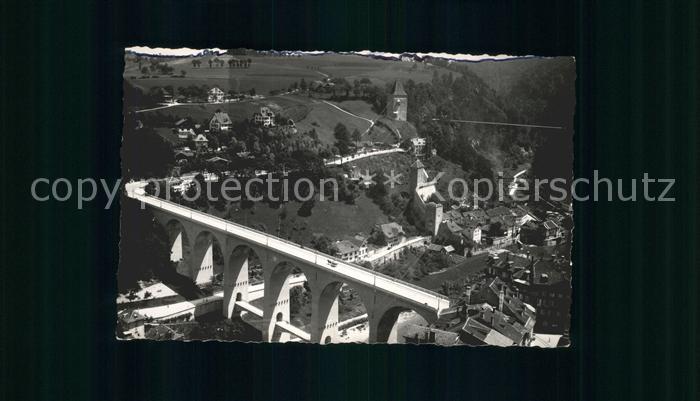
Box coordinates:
[208,87,225,103]
[474,277,536,330]
[332,238,368,263]
[409,137,426,157]
[543,219,564,245]
[461,314,515,346]
[379,222,405,247]
[193,134,209,151]
[461,303,533,346]
[253,106,275,127]
[209,111,232,132]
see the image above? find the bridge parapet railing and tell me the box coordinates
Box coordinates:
[127,191,450,311]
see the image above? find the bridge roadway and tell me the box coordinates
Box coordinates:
[126,183,450,315]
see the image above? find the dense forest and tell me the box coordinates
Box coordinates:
[404,58,575,182]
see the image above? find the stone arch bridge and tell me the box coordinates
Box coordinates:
[126,184,450,344]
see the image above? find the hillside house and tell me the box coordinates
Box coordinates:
[209,111,232,132]
[208,87,225,103]
[253,107,275,127]
[332,238,368,263]
[379,222,405,247]
[409,137,426,157]
[193,134,209,151]
[543,220,565,245]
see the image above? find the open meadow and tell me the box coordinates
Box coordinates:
[126,53,457,95]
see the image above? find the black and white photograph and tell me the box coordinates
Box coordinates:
[5,1,700,399]
[118,48,575,346]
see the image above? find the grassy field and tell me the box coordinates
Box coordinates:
[330,99,380,120]
[126,53,458,96]
[210,192,390,245]
[294,99,374,145]
[349,152,474,198]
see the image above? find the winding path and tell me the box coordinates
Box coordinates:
[321,100,375,134]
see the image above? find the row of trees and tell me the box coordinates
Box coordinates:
[191,57,253,68]
[138,61,175,76]
[298,77,388,113]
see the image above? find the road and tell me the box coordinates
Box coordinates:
[365,236,430,263]
[324,147,405,166]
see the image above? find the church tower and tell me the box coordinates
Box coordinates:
[387,80,407,121]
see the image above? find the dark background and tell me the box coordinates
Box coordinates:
[0,1,697,400]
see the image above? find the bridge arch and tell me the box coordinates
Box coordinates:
[263,261,313,342]
[223,243,266,319]
[313,280,370,344]
[372,306,433,344]
[163,218,193,277]
[191,230,225,285]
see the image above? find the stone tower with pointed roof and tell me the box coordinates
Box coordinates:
[388,80,408,121]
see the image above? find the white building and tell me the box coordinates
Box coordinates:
[253,107,275,127]
[208,87,225,103]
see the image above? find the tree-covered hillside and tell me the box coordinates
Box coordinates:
[403,57,574,182]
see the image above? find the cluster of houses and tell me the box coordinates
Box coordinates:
[252,106,297,134]
[459,277,538,346]
[206,86,262,104]
[435,203,568,253]
[520,213,566,246]
[436,205,535,253]
[484,251,571,335]
[156,86,253,105]
[172,117,209,155]
[171,111,234,162]
[331,222,411,265]
[398,275,539,346]
[170,103,302,166]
